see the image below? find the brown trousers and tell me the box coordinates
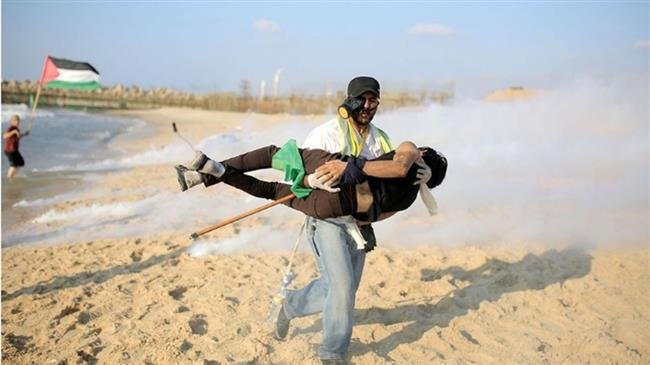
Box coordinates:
[206,145,356,219]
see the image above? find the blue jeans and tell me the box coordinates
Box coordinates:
[283,217,366,360]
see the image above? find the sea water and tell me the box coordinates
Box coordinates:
[1,104,144,244]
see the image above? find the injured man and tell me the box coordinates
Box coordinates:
[174,141,447,224]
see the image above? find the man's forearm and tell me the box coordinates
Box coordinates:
[312,141,420,184]
[361,141,419,178]
[361,159,410,178]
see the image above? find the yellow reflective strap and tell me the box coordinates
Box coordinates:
[337,117,362,157]
[375,127,393,153]
[337,118,350,155]
[346,119,362,157]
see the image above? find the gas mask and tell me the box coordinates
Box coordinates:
[337,96,365,120]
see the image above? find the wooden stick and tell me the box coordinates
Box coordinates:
[27,56,51,132]
[190,193,296,240]
[26,83,42,132]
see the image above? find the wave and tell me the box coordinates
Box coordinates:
[1,104,55,122]
[13,192,80,208]
[29,126,304,172]
[25,116,320,173]
[32,201,147,224]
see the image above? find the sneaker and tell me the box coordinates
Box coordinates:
[273,303,291,340]
[175,165,189,191]
[184,170,204,189]
[174,165,204,192]
[187,151,209,170]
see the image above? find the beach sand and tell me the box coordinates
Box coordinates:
[2,108,649,364]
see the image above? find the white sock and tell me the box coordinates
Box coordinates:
[199,160,225,178]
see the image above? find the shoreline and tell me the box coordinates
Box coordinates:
[3,106,323,248]
[104,107,324,154]
[1,109,148,244]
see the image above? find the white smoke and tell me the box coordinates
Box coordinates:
[376,77,649,248]
[5,77,648,251]
[187,224,304,256]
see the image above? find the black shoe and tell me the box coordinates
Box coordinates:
[273,304,291,340]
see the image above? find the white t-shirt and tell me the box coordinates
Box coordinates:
[302,117,389,159]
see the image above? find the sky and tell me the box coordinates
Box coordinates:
[2,1,649,96]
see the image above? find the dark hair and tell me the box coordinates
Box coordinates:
[419,147,448,189]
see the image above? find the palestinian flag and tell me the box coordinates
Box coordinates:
[39,56,101,90]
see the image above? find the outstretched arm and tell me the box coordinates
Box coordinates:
[3,130,19,139]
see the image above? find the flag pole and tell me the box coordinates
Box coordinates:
[26,56,49,133]
[26,84,43,133]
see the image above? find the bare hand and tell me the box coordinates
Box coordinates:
[314,160,346,186]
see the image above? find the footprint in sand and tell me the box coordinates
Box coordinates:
[179,340,193,353]
[188,314,208,335]
[224,296,240,307]
[76,338,104,365]
[168,286,187,300]
[54,305,80,324]
[236,324,251,337]
[77,311,92,325]
[130,249,143,262]
[177,305,190,313]
[3,333,33,354]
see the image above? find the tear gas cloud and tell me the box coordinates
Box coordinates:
[378,77,648,248]
[9,77,648,252]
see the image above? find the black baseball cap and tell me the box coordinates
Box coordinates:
[347,76,380,98]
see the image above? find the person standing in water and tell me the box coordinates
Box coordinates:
[3,114,28,179]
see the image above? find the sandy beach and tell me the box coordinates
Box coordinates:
[2,107,649,364]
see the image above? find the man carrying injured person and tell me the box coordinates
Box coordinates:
[176,77,447,365]
[175,140,447,223]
